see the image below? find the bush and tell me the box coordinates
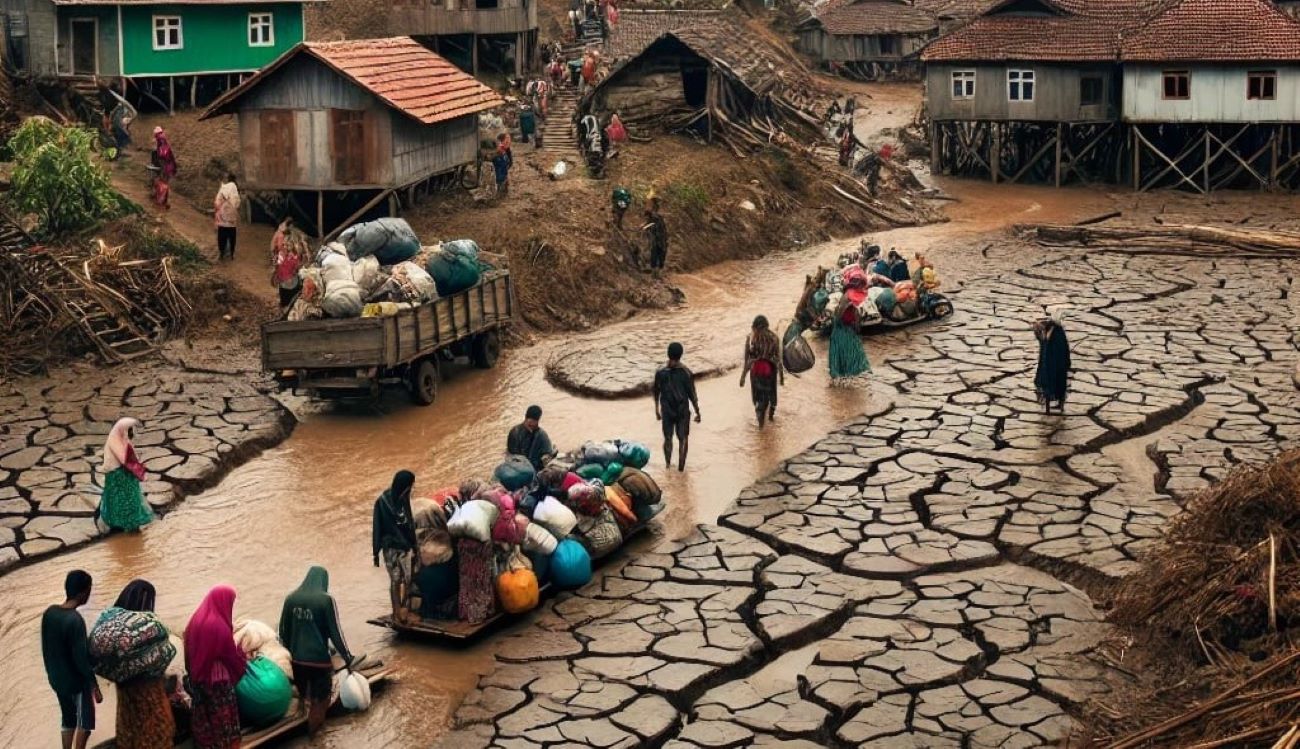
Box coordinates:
[7,117,127,236]
[663,181,710,215]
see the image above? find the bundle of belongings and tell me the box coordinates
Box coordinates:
[407,438,664,626]
[286,218,491,321]
[89,605,177,685]
[231,619,295,728]
[806,245,946,332]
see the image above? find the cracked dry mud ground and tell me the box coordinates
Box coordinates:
[439,249,1300,748]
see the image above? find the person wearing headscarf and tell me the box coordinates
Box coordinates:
[278,567,354,735]
[150,127,177,209]
[1034,314,1071,413]
[100,418,153,532]
[372,471,418,624]
[99,579,174,749]
[829,293,871,382]
[183,586,245,749]
[740,315,784,427]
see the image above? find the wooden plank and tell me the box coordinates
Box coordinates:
[242,663,392,749]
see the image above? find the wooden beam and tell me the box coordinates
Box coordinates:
[316,191,324,240]
[1061,123,1115,185]
[1054,122,1062,187]
[1008,132,1057,184]
[1135,126,1205,194]
[991,122,1001,184]
[321,188,395,245]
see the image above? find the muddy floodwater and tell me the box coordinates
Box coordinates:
[0,180,1112,748]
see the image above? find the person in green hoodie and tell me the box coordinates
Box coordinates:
[278,566,355,734]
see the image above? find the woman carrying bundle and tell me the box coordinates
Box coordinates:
[106,580,174,749]
[740,315,784,427]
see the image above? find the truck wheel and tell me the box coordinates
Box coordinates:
[471,331,501,369]
[410,359,439,406]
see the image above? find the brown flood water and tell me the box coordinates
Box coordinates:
[0,180,1110,748]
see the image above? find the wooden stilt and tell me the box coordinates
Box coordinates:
[471,34,478,76]
[991,122,1001,184]
[1203,128,1211,193]
[929,120,940,175]
[1132,125,1141,191]
[167,76,175,114]
[190,75,197,109]
[1055,122,1063,187]
[317,191,325,240]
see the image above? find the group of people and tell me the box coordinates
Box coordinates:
[41,566,356,749]
[566,0,619,42]
[579,111,627,177]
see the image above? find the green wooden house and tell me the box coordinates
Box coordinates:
[1,0,309,108]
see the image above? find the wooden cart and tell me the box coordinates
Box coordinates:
[262,271,514,405]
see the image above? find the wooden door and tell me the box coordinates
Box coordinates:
[331,109,366,185]
[259,110,296,185]
[70,19,96,75]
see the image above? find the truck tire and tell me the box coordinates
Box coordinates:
[471,331,501,369]
[409,359,439,406]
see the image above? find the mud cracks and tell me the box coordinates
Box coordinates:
[442,250,1300,748]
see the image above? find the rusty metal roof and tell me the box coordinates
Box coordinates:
[202,37,503,125]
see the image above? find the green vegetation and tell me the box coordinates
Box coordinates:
[7,117,131,236]
[119,218,206,270]
[663,181,711,216]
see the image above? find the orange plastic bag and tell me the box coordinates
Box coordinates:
[894,281,917,303]
[604,485,638,529]
[429,486,459,508]
[496,569,540,614]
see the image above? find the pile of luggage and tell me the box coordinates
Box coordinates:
[231,619,295,728]
[807,250,949,332]
[408,439,664,625]
[287,217,492,321]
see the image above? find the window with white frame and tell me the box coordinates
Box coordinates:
[152,16,181,50]
[1007,69,1034,101]
[248,13,273,46]
[951,70,975,99]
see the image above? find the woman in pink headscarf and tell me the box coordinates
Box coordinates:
[99,417,152,531]
[184,586,247,749]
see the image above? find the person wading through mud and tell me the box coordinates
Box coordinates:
[213,174,241,261]
[653,342,701,471]
[279,565,356,735]
[1034,313,1071,413]
[740,315,784,427]
[372,471,418,624]
[506,405,555,471]
[42,570,100,749]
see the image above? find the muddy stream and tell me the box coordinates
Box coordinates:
[0,181,1111,747]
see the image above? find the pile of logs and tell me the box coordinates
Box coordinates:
[0,242,191,376]
[1018,222,1300,258]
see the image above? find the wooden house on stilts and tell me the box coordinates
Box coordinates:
[201,37,501,237]
[922,0,1300,191]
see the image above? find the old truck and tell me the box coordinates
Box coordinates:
[262,270,513,404]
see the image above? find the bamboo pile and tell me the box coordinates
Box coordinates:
[1018,223,1300,258]
[1089,452,1300,748]
[0,245,192,376]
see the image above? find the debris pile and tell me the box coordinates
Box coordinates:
[1087,451,1300,748]
[1020,222,1300,258]
[0,236,191,376]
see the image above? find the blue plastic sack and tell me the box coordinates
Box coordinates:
[550,538,592,589]
[426,250,481,296]
[494,455,536,492]
[339,218,420,265]
[617,441,650,469]
[236,655,292,728]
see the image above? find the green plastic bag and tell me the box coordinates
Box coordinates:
[576,464,604,480]
[617,441,650,469]
[236,655,293,728]
[600,461,625,485]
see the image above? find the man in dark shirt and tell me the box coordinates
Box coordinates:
[41,569,100,749]
[506,404,555,471]
[653,342,701,472]
[643,203,669,271]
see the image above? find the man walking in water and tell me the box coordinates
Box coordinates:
[653,342,700,471]
[42,569,100,749]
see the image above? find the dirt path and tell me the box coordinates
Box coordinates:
[110,157,277,304]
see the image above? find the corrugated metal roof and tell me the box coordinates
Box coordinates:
[812,0,939,36]
[201,37,503,125]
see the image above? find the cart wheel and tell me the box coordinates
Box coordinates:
[471,331,501,369]
[409,359,439,405]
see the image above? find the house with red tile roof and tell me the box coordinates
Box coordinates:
[201,37,503,235]
[796,0,938,79]
[919,0,1300,190]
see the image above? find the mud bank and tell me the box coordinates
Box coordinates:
[0,356,293,575]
